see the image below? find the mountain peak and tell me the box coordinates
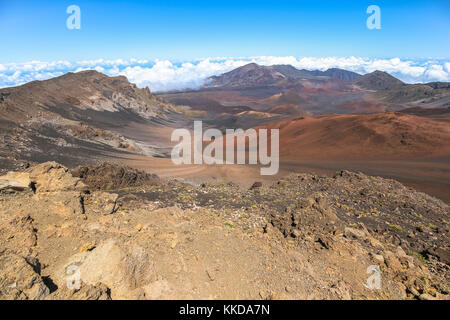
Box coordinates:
[0,70,173,121]
[240,62,260,69]
[205,64,363,88]
[355,70,404,90]
[59,70,131,85]
[323,68,361,81]
[205,63,286,88]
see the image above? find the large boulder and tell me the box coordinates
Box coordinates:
[28,162,87,193]
[56,239,149,299]
[23,162,88,216]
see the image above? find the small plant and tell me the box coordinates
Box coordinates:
[224,221,235,228]
[389,224,403,232]
[177,194,194,201]
[428,223,438,230]
[409,251,427,266]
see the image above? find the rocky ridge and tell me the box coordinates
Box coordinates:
[0,162,448,300]
[0,71,179,173]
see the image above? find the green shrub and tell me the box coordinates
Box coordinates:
[409,251,427,265]
[389,224,403,232]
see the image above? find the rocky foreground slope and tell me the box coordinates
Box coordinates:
[0,162,448,300]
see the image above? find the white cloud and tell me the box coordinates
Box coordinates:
[424,64,449,81]
[116,58,249,91]
[0,56,449,91]
[445,62,450,73]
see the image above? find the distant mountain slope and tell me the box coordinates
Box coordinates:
[268,64,313,79]
[356,70,450,104]
[0,70,178,171]
[0,70,173,122]
[270,65,361,81]
[379,82,450,104]
[309,68,361,81]
[205,63,361,88]
[163,63,373,115]
[205,63,287,88]
[355,70,404,90]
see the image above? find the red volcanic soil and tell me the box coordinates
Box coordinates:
[268,104,307,115]
[334,100,387,114]
[260,112,450,160]
[122,111,450,203]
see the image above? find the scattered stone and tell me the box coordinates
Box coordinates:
[79,243,96,253]
[206,269,215,281]
[344,227,368,240]
[249,182,262,190]
[316,237,330,249]
[372,254,385,265]
[0,172,32,192]
[418,293,437,300]
[84,191,118,215]
[291,229,301,238]
[407,285,420,297]
[426,247,450,265]
[170,239,179,249]
[384,251,403,274]
[369,237,384,249]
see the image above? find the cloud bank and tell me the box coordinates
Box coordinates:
[0,56,449,92]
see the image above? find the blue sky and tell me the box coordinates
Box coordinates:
[0,1,449,89]
[1,0,449,62]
